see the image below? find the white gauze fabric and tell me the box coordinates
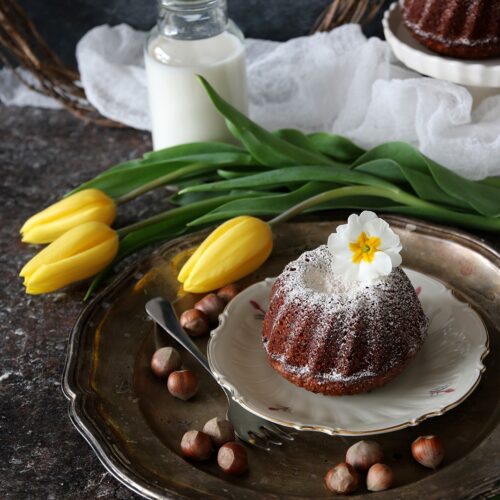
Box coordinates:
[1,23,499,179]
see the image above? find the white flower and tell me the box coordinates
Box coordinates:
[327,211,402,283]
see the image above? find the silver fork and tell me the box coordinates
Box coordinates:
[145,297,294,450]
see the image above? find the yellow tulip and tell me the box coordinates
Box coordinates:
[20,221,119,294]
[178,216,273,293]
[20,189,116,244]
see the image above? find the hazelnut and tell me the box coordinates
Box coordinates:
[180,430,212,461]
[346,440,384,472]
[180,308,210,337]
[217,442,248,475]
[150,347,182,378]
[194,293,226,324]
[217,284,240,303]
[324,462,359,494]
[167,370,198,400]
[411,435,444,469]
[202,417,235,447]
[367,463,394,492]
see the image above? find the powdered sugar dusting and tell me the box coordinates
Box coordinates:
[403,0,500,50]
[269,353,378,383]
[262,246,429,390]
[404,18,500,47]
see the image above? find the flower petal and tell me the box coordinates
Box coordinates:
[20,189,116,244]
[21,203,116,244]
[364,217,388,237]
[343,214,364,241]
[182,217,273,292]
[326,212,403,283]
[20,221,117,279]
[332,249,353,274]
[21,221,118,294]
[372,225,400,251]
[25,236,118,294]
[385,248,403,267]
[358,210,377,224]
[327,231,349,254]
[178,216,249,283]
[359,251,393,281]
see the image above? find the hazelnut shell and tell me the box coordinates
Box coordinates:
[203,417,235,447]
[150,347,182,378]
[217,284,240,303]
[324,462,359,494]
[180,308,210,337]
[167,370,199,400]
[194,293,226,324]
[217,442,248,475]
[411,435,444,469]
[180,430,212,461]
[367,463,394,492]
[346,440,384,472]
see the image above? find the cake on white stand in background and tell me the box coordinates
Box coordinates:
[383,2,500,102]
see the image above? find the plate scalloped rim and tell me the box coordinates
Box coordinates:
[208,270,489,436]
[382,1,500,88]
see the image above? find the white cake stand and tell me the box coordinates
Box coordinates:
[383,2,500,102]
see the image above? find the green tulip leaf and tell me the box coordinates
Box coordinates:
[354,158,471,210]
[306,132,365,163]
[181,165,395,194]
[199,76,338,168]
[188,182,337,225]
[354,142,500,217]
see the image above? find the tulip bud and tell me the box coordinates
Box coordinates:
[20,189,116,244]
[20,221,119,294]
[178,216,273,293]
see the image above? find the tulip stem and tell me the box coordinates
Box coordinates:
[268,185,500,231]
[115,162,213,205]
[116,193,256,237]
[117,208,181,236]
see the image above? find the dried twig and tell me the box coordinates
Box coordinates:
[312,0,385,33]
[0,0,123,127]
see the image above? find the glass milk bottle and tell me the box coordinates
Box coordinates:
[144,0,248,150]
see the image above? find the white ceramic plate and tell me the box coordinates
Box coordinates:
[208,269,489,436]
[383,2,500,89]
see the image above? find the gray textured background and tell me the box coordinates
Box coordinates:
[18,0,393,67]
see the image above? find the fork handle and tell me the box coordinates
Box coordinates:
[146,297,212,375]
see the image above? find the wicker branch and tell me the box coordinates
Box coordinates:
[0,0,123,127]
[312,0,385,33]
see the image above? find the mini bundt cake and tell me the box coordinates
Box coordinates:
[402,0,500,59]
[262,246,428,396]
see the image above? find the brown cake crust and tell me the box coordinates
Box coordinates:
[402,0,500,59]
[268,354,417,396]
[262,246,428,396]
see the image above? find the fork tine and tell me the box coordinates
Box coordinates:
[247,429,266,442]
[265,424,295,441]
[259,426,283,446]
[247,431,271,451]
[246,439,271,452]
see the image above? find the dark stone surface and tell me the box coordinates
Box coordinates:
[17,0,395,68]
[0,106,152,500]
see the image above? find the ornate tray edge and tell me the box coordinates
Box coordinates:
[61,237,195,500]
[61,215,500,500]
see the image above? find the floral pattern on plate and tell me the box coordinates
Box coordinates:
[208,269,489,436]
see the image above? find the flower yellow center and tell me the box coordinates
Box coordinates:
[349,231,381,264]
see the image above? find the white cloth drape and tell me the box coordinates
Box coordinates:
[1,23,499,179]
